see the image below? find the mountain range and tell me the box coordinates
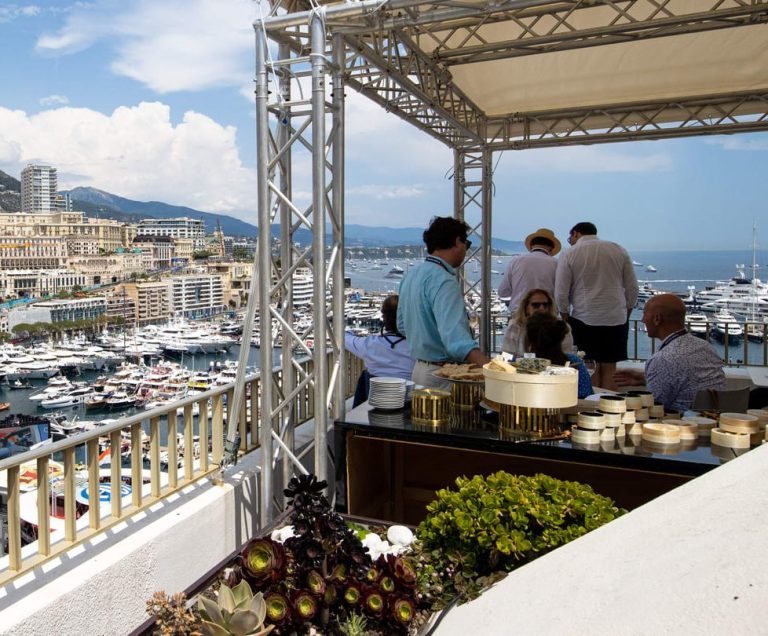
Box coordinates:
[0,168,524,252]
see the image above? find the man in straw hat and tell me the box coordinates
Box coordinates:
[498,227,561,313]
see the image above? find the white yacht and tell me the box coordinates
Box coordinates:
[685,312,709,338]
[645,265,657,272]
[41,386,95,409]
[710,310,743,343]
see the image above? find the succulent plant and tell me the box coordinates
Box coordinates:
[241,538,286,586]
[197,581,274,636]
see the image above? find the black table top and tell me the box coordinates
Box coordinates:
[336,402,747,475]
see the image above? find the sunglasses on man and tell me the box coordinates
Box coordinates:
[530,301,550,309]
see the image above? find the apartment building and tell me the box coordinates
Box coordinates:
[169,274,225,319]
[121,281,172,325]
[0,236,68,269]
[8,296,107,330]
[21,164,57,214]
[105,287,138,326]
[136,217,206,250]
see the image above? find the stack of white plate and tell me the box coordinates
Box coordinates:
[405,380,415,401]
[369,377,407,409]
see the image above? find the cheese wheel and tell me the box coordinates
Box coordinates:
[642,422,681,444]
[719,412,759,434]
[682,415,717,437]
[596,410,622,427]
[577,411,606,430]
[571,425,601,444]
[711,427,750,449]
[598,394,626,414]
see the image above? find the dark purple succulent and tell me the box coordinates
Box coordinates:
[284,474,327,503]
[389,596,416,629]
[365,566,381,583]
[362,586,386,618]
[342,581,363,607]
[306,570,326,597]
[241,538,286,587]
[378,575,396,594]
[323,583,339,606]
[292,589,319,621]
[328,563,347,583]
[264,591,292,626]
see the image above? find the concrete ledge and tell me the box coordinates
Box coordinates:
[435,443,768,635]
[0,451,263,635]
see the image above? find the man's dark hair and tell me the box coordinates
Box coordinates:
[381,294,399,333]
[571,222,597,235]
[423,216,470,254]
[530,236,555,249]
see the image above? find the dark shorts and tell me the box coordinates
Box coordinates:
[568,316,628,363]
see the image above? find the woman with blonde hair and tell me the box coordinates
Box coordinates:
[501,288,574,356]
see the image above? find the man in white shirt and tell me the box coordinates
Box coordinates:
[555,222,638,391]
[498,227,561,313]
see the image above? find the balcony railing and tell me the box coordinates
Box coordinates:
[490,314,768,366]
[0,352,365,585]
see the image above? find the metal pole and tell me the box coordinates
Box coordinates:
[278,42,296,506]
[331,33,346,424]
[255,25,275,525]
[310,12,329,488]
[480,149,492,353]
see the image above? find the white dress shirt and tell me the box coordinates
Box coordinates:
[555,235,639,326]
[497,249,558,313]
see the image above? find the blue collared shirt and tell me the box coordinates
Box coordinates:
[344,331,415,379]
[396,256,479,363]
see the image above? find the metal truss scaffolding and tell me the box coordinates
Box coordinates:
[242,0,768,522]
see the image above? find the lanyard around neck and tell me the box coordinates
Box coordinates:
[425,256,450,273]
[659,329,687,350]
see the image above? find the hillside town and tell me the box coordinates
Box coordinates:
[0,164,261,335]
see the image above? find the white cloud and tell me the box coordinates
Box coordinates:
[37,0,255,93]
[496,144,672,174]
[706,136,768,151]
[0,4,40,22]
[0,102,256,217]
[39,94,70,107]
[347,184,426,199]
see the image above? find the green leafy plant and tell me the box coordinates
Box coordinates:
[197,580,274,636]
[415,472,625,604]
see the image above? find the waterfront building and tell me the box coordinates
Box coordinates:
[7,296,107,330]
[293,267,314,306]
[20,164,57,214]
[0,211,129,253]
[105,286,137,326]
[205,260,252,307]
[169,274,225,319]
[0,236,68,269]
[67,252,144,285]
[132,235,174,271]
[137,217,206,251]
[121,281,172,325]
[0,269,87,299]
[232,239,257,258]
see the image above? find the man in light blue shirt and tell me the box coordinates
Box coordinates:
[397,216,491,389]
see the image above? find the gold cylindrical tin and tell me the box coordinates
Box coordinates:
[621,410,636,424]
[682,415,717,437]
[596,410,622,427]
[499,404,563,436]
[411,388,450,425]
[598,394,626,414]
[711,427,750,449]
[450,381,484,408]
[719,412,759,435]
[642,422,681,444]
[649,404,665,418]
[630,391,655,408]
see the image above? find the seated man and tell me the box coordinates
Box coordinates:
[614,294,725,412]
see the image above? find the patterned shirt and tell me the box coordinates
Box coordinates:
[555,235,639,326]
[344,331,415,380]
[644,331,726,412]
[397,255,479,363]
[498,249,558,313]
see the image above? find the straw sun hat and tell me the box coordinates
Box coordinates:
[524,228,561,256]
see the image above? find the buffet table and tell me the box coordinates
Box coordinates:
[335,402,746,526]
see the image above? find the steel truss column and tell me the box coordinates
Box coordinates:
[310,13,329,490]
[254,25,274,526]
[453,148,493,353]
[277,42,295,507]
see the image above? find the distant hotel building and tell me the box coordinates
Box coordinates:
[170,274,225,319]
[7,296,107,331]
[137,217,206,251]
[21,164,57,213]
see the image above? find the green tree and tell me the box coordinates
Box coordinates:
[232,247,252,261]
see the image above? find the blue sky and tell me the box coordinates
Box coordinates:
[1,1,766,251]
